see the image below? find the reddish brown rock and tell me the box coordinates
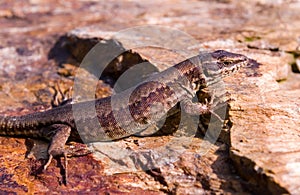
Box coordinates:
[0,0,300,194]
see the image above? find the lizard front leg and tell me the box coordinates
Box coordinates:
[180,94,223,121]
[43,124,71,184]
[181,99,211,115]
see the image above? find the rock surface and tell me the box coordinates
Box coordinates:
[0,0,299,194]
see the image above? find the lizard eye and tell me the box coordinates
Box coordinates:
[223,61,231,66]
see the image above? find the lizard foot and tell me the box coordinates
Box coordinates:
[181,91,225,122]
[43,125,71,185]
[52,83,73,107]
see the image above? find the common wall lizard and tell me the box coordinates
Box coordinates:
[0,50,253,183]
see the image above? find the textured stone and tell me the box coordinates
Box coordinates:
[0,0,299,194]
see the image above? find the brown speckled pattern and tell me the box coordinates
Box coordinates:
[0,50,251,142]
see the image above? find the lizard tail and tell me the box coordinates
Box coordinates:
[0,114,44,137]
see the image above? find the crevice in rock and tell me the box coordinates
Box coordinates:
[145,168,172,194]
[230,151,289,194]
[287,51,300,73]
[48,35,151,88]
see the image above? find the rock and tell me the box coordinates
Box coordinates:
[0,0,300,194]
[227,50,299,194]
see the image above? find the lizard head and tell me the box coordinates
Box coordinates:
[202,50,250,77]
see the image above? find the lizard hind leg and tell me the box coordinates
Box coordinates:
[51,83,73,107]
[43,124,71,184]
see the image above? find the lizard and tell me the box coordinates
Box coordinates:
[0,50,253,183]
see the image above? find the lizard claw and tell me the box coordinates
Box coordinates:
[52,83,73,107]
[206,90,225,122]
[63,152,68,185]
[43,154,53,171]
